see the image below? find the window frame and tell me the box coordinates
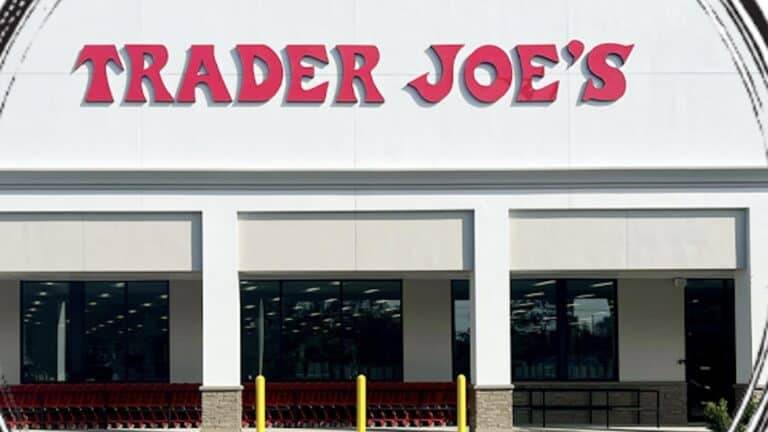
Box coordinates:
[510,278,619,382]
[20,280,170,384]
[240,279,404,383]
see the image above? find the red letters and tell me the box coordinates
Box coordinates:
[582,43,634,102]
[285,45,329,103]
[75,45,124,103]
[76,41,634,106]
[176,45,232,103]
[515,44,559,103]
[335,45,384,103]
[236,44,284,103]
[407,45,463,103]
[124,45,174,103]
[463,45,513,103]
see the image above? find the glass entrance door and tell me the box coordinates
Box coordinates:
[684,279,736,422]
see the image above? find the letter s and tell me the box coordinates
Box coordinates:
[582,43,634,102]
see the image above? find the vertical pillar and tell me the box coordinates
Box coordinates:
[200,209,242,432]
[736,206,768,402]
[470,206,513,432]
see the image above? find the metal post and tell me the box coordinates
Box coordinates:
[357,375,366,432]
[256,375,266,432]
[0,412,9,432]
[457,375,467,432]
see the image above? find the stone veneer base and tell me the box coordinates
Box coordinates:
[469,385,514,432]
[200,386,243,432]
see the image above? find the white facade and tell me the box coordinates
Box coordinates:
[0,0,766,428]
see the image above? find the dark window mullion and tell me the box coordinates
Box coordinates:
[556,280,569,381]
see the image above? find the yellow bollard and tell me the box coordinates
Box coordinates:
[356,374,367,432]
[457,374,467,432]
[256,375,266,432]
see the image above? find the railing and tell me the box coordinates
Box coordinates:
[515,388,660,429]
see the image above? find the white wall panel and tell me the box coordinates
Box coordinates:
[618,279,686,382]
[239,212,471,272]
[170,279,203,383]
[0,281,20,385]
[403,279,452,382]
[510,210,745,271]
[0,214,200,272]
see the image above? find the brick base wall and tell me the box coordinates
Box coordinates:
[469,386,514,432]
[201,386,243,432]
[513,382,687,426]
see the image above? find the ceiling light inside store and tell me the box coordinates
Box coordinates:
[575,294,596,299]
[100,293,111,298]
[305,287,320,293]
[590,281,613,288]
[525,292,545,298]
[244,286,257,292]
[363,289,379,294]
[142,303,153,307]
[533,280,556,287]
[37,291,48,296]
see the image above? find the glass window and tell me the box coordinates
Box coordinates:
[21,282,70,383]
[342,281,402,380]
[83,282,125,382]
[240,280,403,382]
[21,281,169,383]
[511,280,558,380]
[451,280,471,381]
[241,281,281,382]
[510,279,617,381]
[565,280,616,380]
[282,281,343,381]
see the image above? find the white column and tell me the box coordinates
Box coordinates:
[201,209,240,388]
[471,206,511,386]
[737,205,768,384]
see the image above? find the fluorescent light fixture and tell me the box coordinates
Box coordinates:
[37,291,48,297]
[575,294,596,299]
[363,289,379,294]
[244,286,258,292]
[87,302,97,307]
[590,281,614,288]
[116,315,124,320]
[304,287,321,293]
[533,280,556,287]
[310,312,321,317]
[159,294,169,299]
[244,304,256,310]
[272,297,280,302]
[113,282,125,288]
[28,307,38,312]
[161,315,168,320]
[524,292,545,298]
[32,300,42,305]
[99,293,111,298]
[142,302,153,307]
[128,309,137,314]
[106,320,114,324]
[391,313,401,318]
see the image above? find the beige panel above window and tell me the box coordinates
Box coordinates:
[510,210,745,271]
[0,213,200,272]
[239,212,472,272]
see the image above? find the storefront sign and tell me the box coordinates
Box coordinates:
[75,42,633,105]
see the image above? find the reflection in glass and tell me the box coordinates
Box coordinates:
[511,280,558,380]
[123,281,169,382]
[83,282,125,381]
[342,281,402,380]
[452,280,471,380]
[241,281,280,381]
[21,281,169,383]
[565,280,616,380]
[239,280,403,382]
[22,282,70,383]
[281,281,343,380]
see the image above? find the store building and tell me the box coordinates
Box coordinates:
[0,0,767,430]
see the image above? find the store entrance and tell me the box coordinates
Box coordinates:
[685,279,736,422]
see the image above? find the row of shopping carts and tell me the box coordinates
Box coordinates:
[242,382,457,428]
[0,383,201,429]
[0,381,458,429]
